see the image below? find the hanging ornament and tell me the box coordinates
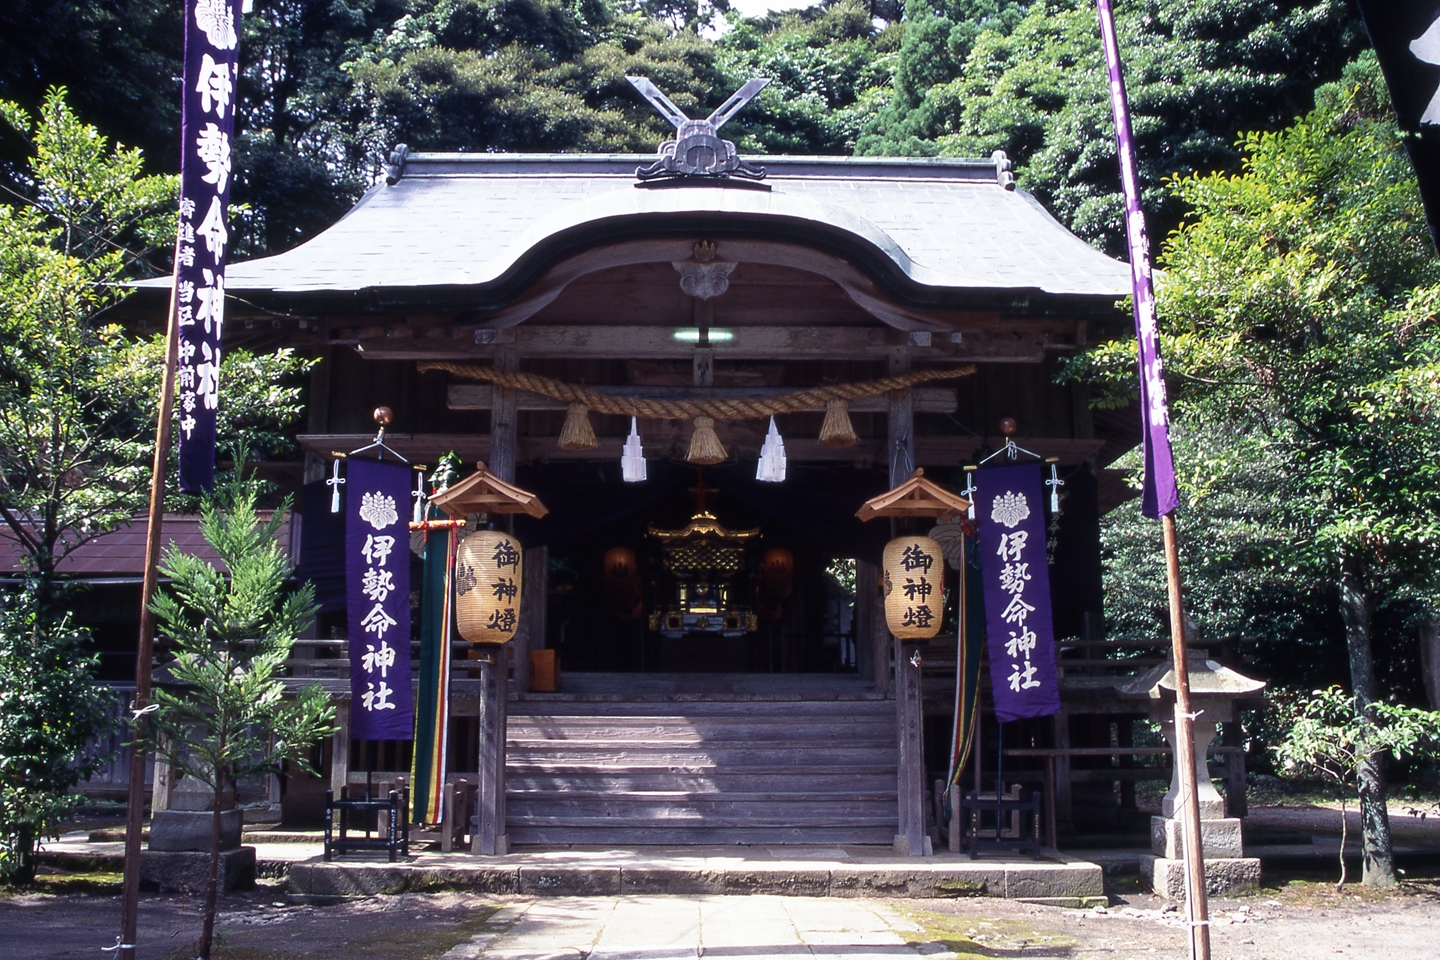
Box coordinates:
[686,416,727,465]
[455,529,524,644]
[1046,460,1064,513]
[819,398,858,447]
[327,457,345,513]
[756,416,786,482]
[960,469,977,521]
[621,417,647,482]
[411,468,427,524]
[881,535,943,641]
[558,402,598,451]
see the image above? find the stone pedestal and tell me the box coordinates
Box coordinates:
[1144,855,1261,900]
[150,809,243,852]
[1151,814,1242,860]
[149,775,244,853]
[140,847,256,894]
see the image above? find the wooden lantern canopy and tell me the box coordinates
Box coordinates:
[429,462,549,645]
[856,469,971,642]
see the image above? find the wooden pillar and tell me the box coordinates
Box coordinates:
[514,545,547,694]
[856,560,876,684]
[470,335,518,854]
[488,337,519,483]
[895,642,927,855]
[887,347,915,486]
[1053,709,1073,834]
[472,650,509,855]
[871,579,891,698]
[329,701,351,797]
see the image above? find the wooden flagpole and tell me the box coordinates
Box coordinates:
[1092,0,1210,955]
[1163,514,1211,960]
[116,254,181,960]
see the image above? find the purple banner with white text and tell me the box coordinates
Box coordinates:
[1096,0,1179,519]
[345,458,414,741]
[175,0,241,494]
[976,463,1060,722]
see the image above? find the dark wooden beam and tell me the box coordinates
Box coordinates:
[339,325,1061,362]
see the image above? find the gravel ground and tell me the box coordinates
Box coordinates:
[3,878,1438,960]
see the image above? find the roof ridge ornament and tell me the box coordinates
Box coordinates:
[627,77,770,182]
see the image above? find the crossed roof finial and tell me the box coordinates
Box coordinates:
[627,77,771,181]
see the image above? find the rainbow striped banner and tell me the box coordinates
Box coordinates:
[410,519,456,825]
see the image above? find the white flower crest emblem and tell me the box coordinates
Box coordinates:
[990,490,1030,529]
[359,491,399,530]
[194,0,238,50]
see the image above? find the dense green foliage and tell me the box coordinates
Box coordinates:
[1075,54,1440,882]
[0,92,314,587]
[0,591,115,883]
[145,479,333,957]
[1,0,1365,257]
[1087,55,1440,654]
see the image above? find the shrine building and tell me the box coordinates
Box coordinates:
[105,129,1251,854]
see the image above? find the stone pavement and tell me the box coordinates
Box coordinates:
[442,895,938,959]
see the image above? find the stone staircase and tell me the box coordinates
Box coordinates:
[505,691,899,845]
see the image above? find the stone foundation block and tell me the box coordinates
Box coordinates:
[140,847,255,894]
[1151,816,1244,860]
[149,809,242,852]
[518,866,621,896]
[722,868,830,897]
[1143,856,1261,899]
[619,868,724,895]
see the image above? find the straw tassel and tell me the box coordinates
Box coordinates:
[621,417,647,482]
[686,416,727,465]
[558,402,598,451]
[819,398,858,448]
[756,417,786,482]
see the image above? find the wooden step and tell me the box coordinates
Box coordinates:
[504,772,897,793]
[506,824,899,845]
[502,692,899,845]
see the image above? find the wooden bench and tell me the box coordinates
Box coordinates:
[323,786,410,862]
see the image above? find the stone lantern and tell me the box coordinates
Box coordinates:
[1121,647,1265,897]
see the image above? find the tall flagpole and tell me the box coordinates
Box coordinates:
[116,251,180,960]
[1093,2,1210,958]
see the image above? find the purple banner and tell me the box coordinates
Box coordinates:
[175,0,242,494]
[976,464,1060,722]
[345,458,414,741]
[1095,0,1179,519]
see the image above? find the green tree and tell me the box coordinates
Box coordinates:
[0,90,174,597]
[859,0,1363,253]
[0,590,115,884]
[714,0,891,154]
[0,91,315,594]
[144,478,333,960]
[1076,54,1440,884]
[1276,687,1440,889]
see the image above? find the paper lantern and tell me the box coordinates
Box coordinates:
[603,547,643,619]
[456,530,524,644]
[758,548,794,599]
[882,535,942,640]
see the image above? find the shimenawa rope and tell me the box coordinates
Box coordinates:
[420,362,975,421]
